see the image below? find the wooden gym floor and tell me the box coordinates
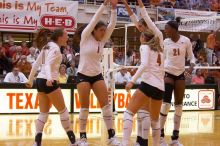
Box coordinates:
[0,111,220,146]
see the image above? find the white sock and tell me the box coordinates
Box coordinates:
[101,104,113,130]
[141,110,150,140]
[122,110,134,146]
[151,120,160,146]
[174,105,183,131]
[137,110,143,138]
[59,107,71,132]
[35,112,49,134]
[79,108,89,133]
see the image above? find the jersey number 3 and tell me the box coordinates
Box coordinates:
[173,48,180,56]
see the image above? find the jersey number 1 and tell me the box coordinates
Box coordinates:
[173,48,180,56]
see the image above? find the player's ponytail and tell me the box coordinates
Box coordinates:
[142,30,163,52]
[35,28,51,50]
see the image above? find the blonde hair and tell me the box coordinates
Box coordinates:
[141,29,163,52]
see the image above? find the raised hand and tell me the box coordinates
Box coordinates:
[104,0,111,6]
[111,0,118,9]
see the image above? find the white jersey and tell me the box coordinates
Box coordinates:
[164,35,196,76]
[131,45,165,91]
[130,7,164,49]
[78,4,116,76]
[28,42,62,82]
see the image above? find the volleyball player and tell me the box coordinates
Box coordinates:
[160,19,195,146]
[26,28,77,146]
[122,0,164,145]
[76,0,120,145]
[121,29,164,146]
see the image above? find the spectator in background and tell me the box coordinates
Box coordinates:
[0,47,12,75]
[206,29,219,65]
[67,59,78,76]
[115,52,125,65]
[61,54,71,68]
[12,46,22,65]
[8,38,17,58]
[196,55,209,66]
[27,47,36,65]
[194,34,204,58]
[58,64,68,84]
[211,0,220,12]
[115,69,131,84]
[192,69,205,84]
[21,41,29,55]
[4,66,28,83]
[126,50,133,66]
[17,55,32,77]
[66,38,74,54]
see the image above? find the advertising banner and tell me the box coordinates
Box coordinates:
[0,0,78,33]
[157,7,175,21]
[0,89,71,113]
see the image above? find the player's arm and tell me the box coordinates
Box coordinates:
[186,40,196,73]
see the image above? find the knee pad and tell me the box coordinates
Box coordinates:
[38,112,49,123]
[59,108,71,131]
[79,108,89,120]
[102,104,112,119]
[163,83,174,103]
[137,110,150,120]
[124,110,134,122]
[36,112,49,133]
[160,103,171,116]
[151,120,160,130]
[174,105,183,117]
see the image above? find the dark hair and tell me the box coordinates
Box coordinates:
[138,18,147,27]
[94,21,107,30]
[166,17,182,31]
[35,28,64,50]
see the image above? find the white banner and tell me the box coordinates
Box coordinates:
[73,88,215,113]
[0,0,78,33]
[0,89,71,113]
[175,9,217,19]
[156,16,220,32]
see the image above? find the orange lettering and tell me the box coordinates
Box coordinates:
[16,93,23,109]
[34,95,39,109]
[25,93,33,109]
[125,93,132,108]
[118,93,125,108]
[7,93,15,109]
[74,93,81,109]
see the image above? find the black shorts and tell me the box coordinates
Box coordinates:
[138,82,164,100]
[165,72,185,81]
[36,78,59,94]
[76,72,104,85]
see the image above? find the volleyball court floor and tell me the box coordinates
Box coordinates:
[0,111,220,146]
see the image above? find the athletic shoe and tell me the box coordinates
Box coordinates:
[134,142,141,146]
[160,137,168,146]
[170,140,183,146]
[76,138,89,146]
[107,136,121,146]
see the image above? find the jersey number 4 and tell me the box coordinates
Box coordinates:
[173,48,180,56]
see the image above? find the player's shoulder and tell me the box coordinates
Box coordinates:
[180,35,191,43]
[164,38,171,44]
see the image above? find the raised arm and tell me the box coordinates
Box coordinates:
[121,0,139,27]
[102,0,118,42]
[138,0,163,47]
[81,0,110,42]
